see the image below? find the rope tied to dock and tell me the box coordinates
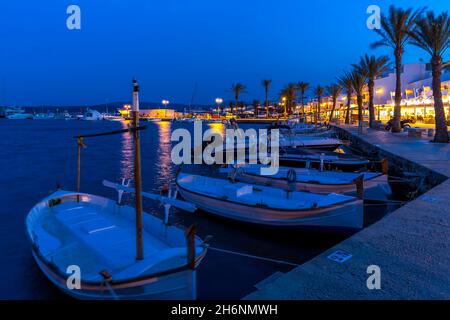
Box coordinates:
[208,246,301,267]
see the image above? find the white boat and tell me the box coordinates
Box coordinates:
[33,112,56,120]
[219,165,391,200]
[145,118,162,122]
[80,109,103,121]
[103,114,124,121]
[26,188,207,300]
[177,173,363,229]
[5,107,33,119]
[54,111,72,120]
[279,135,342,150]
[26,79,208,300]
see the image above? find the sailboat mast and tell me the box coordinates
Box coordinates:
[132,79,144,260]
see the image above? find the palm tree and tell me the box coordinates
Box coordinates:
[280,83,297,117]
[348,68,368,133]
[408,11,450,143]
[328,84,342,122]
[297,82,309,116]
[262,80,271,118]
[353,54,390,128]
[371,5,424,132]
[230,83,247,115]
[314,85,325,124]
[337,73,354,124]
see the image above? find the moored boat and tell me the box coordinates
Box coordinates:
[279,147,369,171]
[176,172,364,229]
[26,79,208,300]
[33,112,56,120]
[5,107,33,119]
[26,188,207,300]
[279,135,342,150]
[219,164,391,200]
[80,109,103,121]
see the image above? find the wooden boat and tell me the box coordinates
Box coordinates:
[279,135,342,150]
[268,123,329,135]
[26,80,207,300]
[26,188,207,300]
[219,165,391,200]
[279,148,369,171]
[177,173,363,229]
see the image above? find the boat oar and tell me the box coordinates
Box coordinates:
[102,180,197,213]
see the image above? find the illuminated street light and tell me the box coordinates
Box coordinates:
[162,100,169,107]
[215,97,223,115]
[281,97,287,118]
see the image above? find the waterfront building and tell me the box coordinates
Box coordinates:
[373,62,450,122]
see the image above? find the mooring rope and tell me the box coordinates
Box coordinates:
[208,246,301,267]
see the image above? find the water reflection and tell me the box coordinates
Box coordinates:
[206,122,225,137]
[155,121,173,188]
[120,120,134,181]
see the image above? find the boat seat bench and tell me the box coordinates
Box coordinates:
[52,203,170,270]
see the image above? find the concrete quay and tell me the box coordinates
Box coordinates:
[244,125,450,299]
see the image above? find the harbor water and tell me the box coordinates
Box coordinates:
[0,119,398,299]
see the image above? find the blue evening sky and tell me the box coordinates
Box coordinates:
[0,0,448,106]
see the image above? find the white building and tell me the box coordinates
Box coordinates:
[372,62,450,121]
[374,62,434,104]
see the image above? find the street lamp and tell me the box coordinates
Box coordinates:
[162,100,169,107]
[282,96,287,118]
[215,97,223,115]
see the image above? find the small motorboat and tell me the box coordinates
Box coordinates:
[26,187,207,300]
[176,172,363,229]
[279,135,342,150]
[5,107,33,119]
[26,80,208,300]
[103,114,124,121]
[279,148,370,172]
[219,165,391,200]
[34,112,56,120]
[268,123,328,135]
[80,109,104,121]
[145,118,162,122]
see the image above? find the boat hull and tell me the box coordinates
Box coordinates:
[237,172,390,200]
[32,248,200,300]
[26,191,206,300]
[177,185,363,229]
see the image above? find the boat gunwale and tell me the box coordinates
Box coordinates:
[31,245,206,292]
[241,170,383,186]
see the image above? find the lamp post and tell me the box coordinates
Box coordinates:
[282,96,287,119]
[162,99,169,108]
[215,97,223,116]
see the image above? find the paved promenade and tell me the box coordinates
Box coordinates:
[245,126,450,299]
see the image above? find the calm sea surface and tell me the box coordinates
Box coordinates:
[0,119,393,299]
